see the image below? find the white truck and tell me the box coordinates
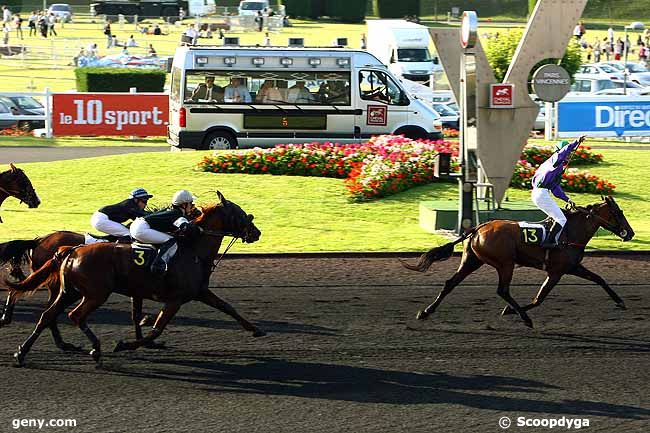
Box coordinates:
[167,46,443,150]
[366,20,440,84]
[238,0,269,16]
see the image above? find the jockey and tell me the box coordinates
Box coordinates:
[129,189,202,274]
[90,188,153,239]
[531,136,585,248]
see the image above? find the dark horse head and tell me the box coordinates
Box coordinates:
[0,164,41,211]
[194,191,261,243]
[592,196,634,242]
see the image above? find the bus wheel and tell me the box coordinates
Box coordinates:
[204,131,237,150]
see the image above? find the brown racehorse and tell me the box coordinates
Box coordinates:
[0,163,40,222]
[402,197,634,328]
[0,231,152,350]
[8,192,264,366]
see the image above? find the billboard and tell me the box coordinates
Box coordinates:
[52,93,169,136]
[557,96,650,137]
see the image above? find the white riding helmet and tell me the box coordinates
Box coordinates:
[172,190,197,206]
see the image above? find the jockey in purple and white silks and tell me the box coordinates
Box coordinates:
[531,136,585,248]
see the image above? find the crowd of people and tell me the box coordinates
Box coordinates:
[575,21,650,65]
[1,6,60,46]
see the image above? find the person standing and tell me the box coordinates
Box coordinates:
[28,11,36,37]
[572,22,581,41]
[255,11,263,32]
[263,31,270,46]
[178,6,185,21]
[360,33,367,49]
[608,25,615,51]
[47,13,57,36]
[103,19,112,48]
[2,6,11,25]
[593,39,601,63]
[38,12,47,38]
[13,13,22,39]
[2,23,9,46]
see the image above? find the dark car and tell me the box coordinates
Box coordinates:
[0,96,45,130]
[0,100,18,130]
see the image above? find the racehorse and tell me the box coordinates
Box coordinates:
[402,196,634,328]
[0,163,40,222]
[8,192,264,366]
[0,231,153,351]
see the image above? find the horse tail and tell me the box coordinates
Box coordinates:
[0,239,38,281]
[401,227,479,273]
[4,246,73,299]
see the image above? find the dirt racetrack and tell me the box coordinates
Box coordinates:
[0,255,648,432]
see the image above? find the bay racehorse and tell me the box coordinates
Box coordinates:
[402,196,634,328]
[8,192,264,366]
[0,163,40,222]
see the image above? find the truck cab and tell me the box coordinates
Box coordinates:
[167,46,442,150]
[238,0,269,16]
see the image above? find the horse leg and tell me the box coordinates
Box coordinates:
[496,264,533,328]
[567,264,626,309]
[45,283,82,352]
[416,252,483,320]
[196,289,265,337]
[13,290,77,366]
[114,302,181,352]
[0,292,16,326]
[502,274,562,315]
[68,297,107,365]
[131,297,144,340]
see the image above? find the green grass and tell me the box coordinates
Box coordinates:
[0,136,167,147]
[1,148,648,252]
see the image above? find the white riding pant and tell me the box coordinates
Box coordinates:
[130,218,173,244]
[90,211,130,237]
[531,188,567,226]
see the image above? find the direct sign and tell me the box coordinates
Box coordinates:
[52,93,169,136]
[489,84,514,108]
[532,64,571,102]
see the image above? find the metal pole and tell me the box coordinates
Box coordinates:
[44,87,52,139]
[544,101,553,141]
[623,26,629,95]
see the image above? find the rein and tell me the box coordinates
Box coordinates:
[199,229,243,272]
[574,206,619,234]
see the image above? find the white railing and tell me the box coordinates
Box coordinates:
[0,89,52,138]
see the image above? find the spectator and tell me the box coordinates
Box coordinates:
[586,43,592,62]
[153,24,161,35]
[191,76,223,101]
[178,6,185,21]
[603,37,610,61]
[139,24,149,34]
[111,34,119,47]
[48,13,57,36]
[121,46,129,56]
[13,13,22,39]
[86,42,98,57]
[360,33,367,49]
[73,48,85,66]
[639,42,647,62]
[104,19,112,48]
[126,34,138,47]
[614,37,622,60]
[38,13,47,38]
[593,39,601,63]
[2,6,11,25]
[256,80,282,103]
[283,15,292,27]
[2,22,9,46]
[183,24,197,45]
[255,11,263,32]
[147,43,156,56]
[224,78,251,103]
[637,34,643,46]
[287,81,313,104]
[607,25,614,45]
[28,11,36,37]
[264,31,270,46]
[572,22,581,41]
[578,20,586,38]
[218,28,224,39]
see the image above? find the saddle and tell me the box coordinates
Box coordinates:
[517,218,560,246]
[130,242,158,269]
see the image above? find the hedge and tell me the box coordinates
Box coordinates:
[74,68,166,92]
[374,0,420,18]
[281,0,323,19]
[327,0,367,23]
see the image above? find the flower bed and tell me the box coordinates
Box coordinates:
[198,135,615,201]
[521,144,603,166]
[0,128,30,136]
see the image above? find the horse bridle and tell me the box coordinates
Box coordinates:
[577,203,628,238]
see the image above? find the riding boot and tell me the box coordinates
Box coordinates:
[151,239,177,274]
[541,222,564,249]
[116,235,132,244]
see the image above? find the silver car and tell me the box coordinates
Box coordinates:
[602,61,650,87]
[0,101,18,130]
[48,4,73,22]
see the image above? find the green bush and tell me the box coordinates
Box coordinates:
[485,29,582,84]
[374,0,420,18]
[74,68,166,92]
[281,0,324,19]
[326,0,367,23]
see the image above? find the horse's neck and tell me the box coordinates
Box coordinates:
[0,190,8,208]
[567,211,600,244]
[192,235,224,261]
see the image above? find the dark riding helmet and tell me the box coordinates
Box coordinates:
[129,188,153,200]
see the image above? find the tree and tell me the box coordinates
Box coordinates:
[485,29,583,84]
[528,0,537,16]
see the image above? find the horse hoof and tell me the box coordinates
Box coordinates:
[90,348,102,363]
[416,310,428,321]
[139,315,151,326]
[13,351,25,367]
[616,302,627,310]
[252,329,266,338]
[113,341,126,353]
[501,305,515,316]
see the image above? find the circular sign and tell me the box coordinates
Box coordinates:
[532,64,571,102]
[460,11,478,49]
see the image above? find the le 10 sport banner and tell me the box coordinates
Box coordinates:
[52,93,169,136]
[557,96,650,138]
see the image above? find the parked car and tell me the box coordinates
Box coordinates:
[431,102,459,129]
[601,61,650,87]
[48,3,73,22]
[0,100,18,130]
[576,64,624,83]
[238,0,268,16]
[569,76,617,94]
[0,96,45,130]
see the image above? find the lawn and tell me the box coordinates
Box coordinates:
[0,136,167,147]
[0,148,647,252]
